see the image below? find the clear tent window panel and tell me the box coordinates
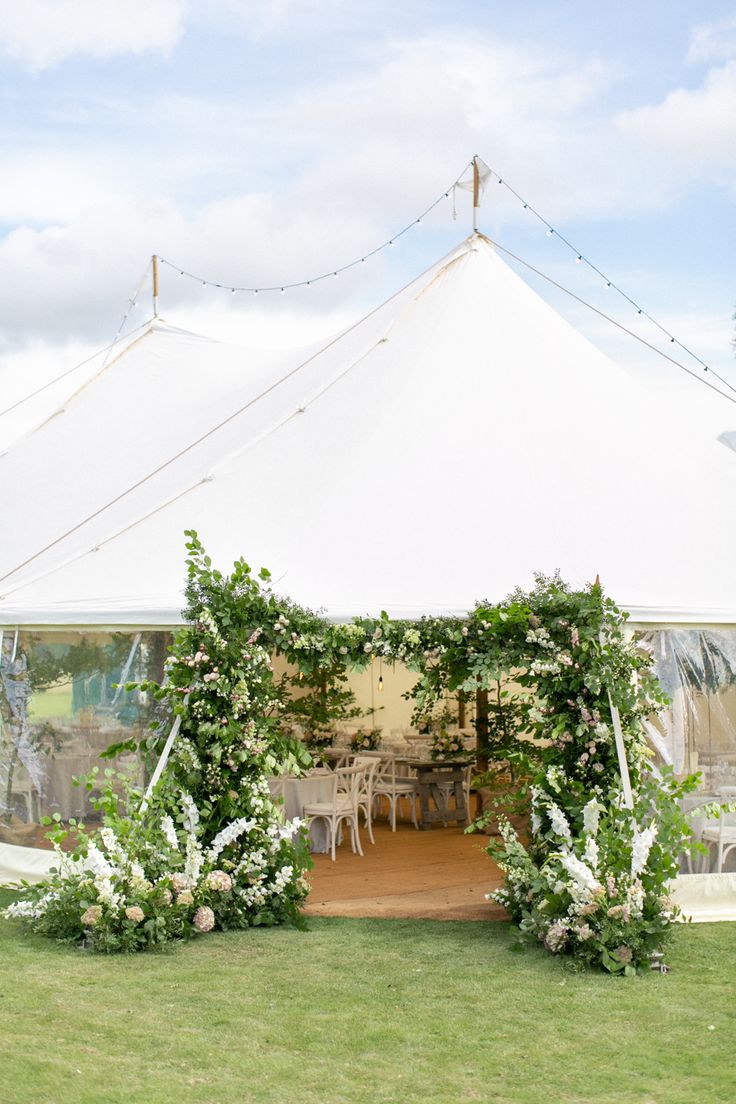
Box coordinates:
[0,629,171,852]
[644,628,736,875]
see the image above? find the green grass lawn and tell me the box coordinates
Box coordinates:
[1,888,733,1104]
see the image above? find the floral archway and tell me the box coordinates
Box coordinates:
[5,532,698,971]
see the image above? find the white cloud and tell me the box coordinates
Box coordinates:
[212,0,349,38]
[0,26,733,366]
[687,15,736,65]
[616,61,736,181]
[0,0,186,70]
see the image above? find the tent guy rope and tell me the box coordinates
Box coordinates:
[2,155,730,426]
[486,235,736,409]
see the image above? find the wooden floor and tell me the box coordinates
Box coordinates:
[304,814,507,922]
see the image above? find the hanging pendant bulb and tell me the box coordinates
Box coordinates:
[378,674,384,692]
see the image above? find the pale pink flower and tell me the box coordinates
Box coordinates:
[125,906,145,924]
[614,944,633,964]
[171,873,188,892]
[176,890,194,906]
[544,921,568,954]
[81,905,102,927]
[205,870,233,893]
[193,905,215,933]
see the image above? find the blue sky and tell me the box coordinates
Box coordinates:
[0,0,735,402]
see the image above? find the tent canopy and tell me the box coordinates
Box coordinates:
[2,234,736,627]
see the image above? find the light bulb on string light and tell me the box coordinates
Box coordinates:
[378,660,384,693]
[546,228,554,237]
[575,255,582,264]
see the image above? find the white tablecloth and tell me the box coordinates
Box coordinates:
[269,773,335,853]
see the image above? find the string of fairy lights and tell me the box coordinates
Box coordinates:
[157,159,474,294]
[1,155,733,426]
[481,164,736,397]
[153,156,733,399]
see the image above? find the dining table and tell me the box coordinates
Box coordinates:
[396,758,473,829]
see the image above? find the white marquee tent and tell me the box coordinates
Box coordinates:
[2,233,736,628]
[3,233,736,909]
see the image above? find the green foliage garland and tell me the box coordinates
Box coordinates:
[4,538,701,970]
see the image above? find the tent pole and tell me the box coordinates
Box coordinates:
[595,574,634,809]
[475,685,489,772]
[139,692,189,813]
[111,631,142,707]
[472,156,480,232]
[152,254,159,318]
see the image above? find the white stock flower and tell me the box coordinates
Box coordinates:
[85,841,115,879]
[631,822,657,877]
[99,827,123,858]
[184,836,204,888]
[559,851,601,894]
[205,817,257,863]
[161,815,180,850]
[582,799,603,837]
[583,836,600,871]
[180,793,200,836]
[626,880,646,919]
[548,803,573,846]
[530,786,543,835]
